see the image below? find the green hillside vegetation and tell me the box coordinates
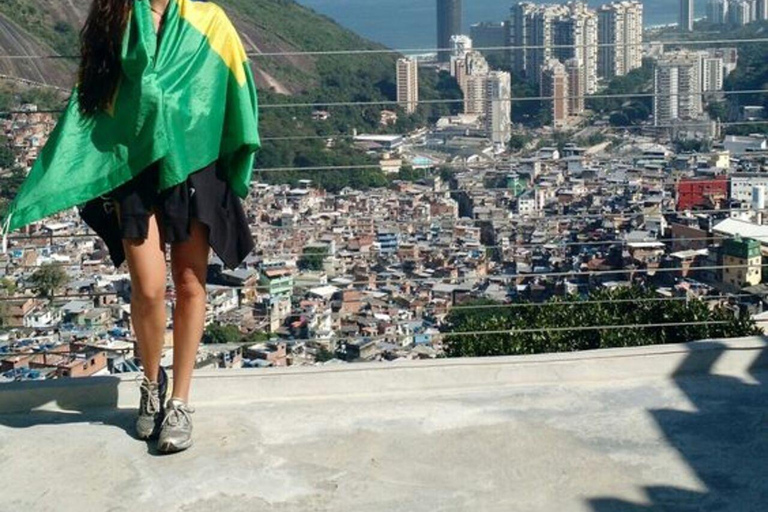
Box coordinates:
[0,0,464,192]
[0,0,79,54]
[443,286,761,358]
[586,59,654,126]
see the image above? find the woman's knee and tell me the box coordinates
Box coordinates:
[173,267,206,302]
[131,281,167,304]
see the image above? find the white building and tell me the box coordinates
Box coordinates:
[654,51,703,126]
[758,0,768,20]
[449,34,473,81]
[396,57,419,114]
[597,1,644,80]
[457,50,491,112]
[728,0,753,25]
[707,0,729,24]
[700,55,725,92]
[450,34,472,57]
[723,134,768,155]
[465,74,488,115]
[557,2,599,94]
[731,173,768,201]
[509,2,598,92]
[483,71,512,147]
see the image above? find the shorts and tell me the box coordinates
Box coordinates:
[79,160,255,270]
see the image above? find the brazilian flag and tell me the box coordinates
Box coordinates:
[1,0,260,244]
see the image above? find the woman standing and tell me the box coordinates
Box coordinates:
[1,0,260,453]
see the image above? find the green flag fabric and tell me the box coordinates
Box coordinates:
[1,0,260,249]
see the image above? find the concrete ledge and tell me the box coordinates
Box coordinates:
[1,336,766,414]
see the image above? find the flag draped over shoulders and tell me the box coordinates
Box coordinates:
[1,0,260,241]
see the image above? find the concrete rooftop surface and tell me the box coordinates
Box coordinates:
[1,337,767,512]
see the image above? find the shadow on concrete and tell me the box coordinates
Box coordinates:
[589,339,768,511]
[0,375,137,438]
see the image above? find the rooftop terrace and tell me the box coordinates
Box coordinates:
[1,337,766,511]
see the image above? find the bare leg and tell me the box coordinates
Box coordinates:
[123,211,167,382]
[169,219,210,402]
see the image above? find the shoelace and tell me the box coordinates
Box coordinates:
[162,401,195,428]
[138,376,161,415]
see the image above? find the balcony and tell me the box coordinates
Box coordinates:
[1,336,766,511]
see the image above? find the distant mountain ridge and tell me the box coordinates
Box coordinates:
[0,0,391,95]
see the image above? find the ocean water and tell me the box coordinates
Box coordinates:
[296,0,708,50]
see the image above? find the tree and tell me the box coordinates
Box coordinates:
[245,331,271,343]
[609,112,630,127]
[315,346,337,362]
[0,300,8,327]
[299,245,329,271]
[0,167,26,201]
[0,278,14,327]
[29,264,68,299]
[0,278,16,295]
[203,323,242,344]
[508,132,532,152]
[442,286,762,358]
[0,139,15,169]
[395,165,422,183]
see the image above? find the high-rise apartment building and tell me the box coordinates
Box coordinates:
[680,0,694,31]
[708,0,768,25]
[462,69,512,146]
[565,58,584,114]
[484,71,513,147]
[598,1,644,80]
[541,58,569,127]
[508,2,597,93]
[707,0,729,23]
[452,41,491,113]
[465,74,487,115]
[437,0,463,63]
[758,0,768,20]
[449,35,474,89]
[508,2,539,77]
[451,34,473,57]
[553,2,599,94]
[654,51,703,126]
[728,0,754,25]
[396,58,419,114]
[700,55,725,92]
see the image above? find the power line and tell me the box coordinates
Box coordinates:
[0,292,756,337]
[0,36,765,61]
[0,232,753,264]
[246,37,768,57]
[258,88,768,110]
[5,207,764,246]
[0,320,729,358]
[2,263,768,302]
[0,318,747,355]
[236,118,768,144]
[4,207,764,246]
[2,88,768,116]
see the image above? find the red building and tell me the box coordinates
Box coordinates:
[676,176,729,211]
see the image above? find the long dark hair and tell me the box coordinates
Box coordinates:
[77,0,131,116]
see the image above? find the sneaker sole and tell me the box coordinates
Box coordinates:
[158,439,193,453]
